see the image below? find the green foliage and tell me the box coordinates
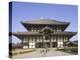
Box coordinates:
[57,47,78,55]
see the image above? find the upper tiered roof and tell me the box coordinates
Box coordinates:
[21,19,70,25]
[21,19,70,31]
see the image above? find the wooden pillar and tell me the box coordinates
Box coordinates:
[43,36,45,48]
[33,26,34,32]
[36,36,37,48]
[24,36,25,48]
[58,36,61,48]
[22,40,23,49]
[22,36,25,49]
[40,36,43,48]
[61,36,63,48]
[50,36,52,48]
[57,36,59,48]
[28,36,29,48]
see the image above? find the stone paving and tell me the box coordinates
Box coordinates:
[13,48,73,59]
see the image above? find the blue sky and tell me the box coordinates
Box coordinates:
[11,1,78,43]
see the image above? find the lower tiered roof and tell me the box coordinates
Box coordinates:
[12,31,77,39]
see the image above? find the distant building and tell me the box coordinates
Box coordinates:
[12,19,77,48]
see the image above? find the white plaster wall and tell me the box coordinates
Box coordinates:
[57,36,63,48]
[57,42,61,47]
[23,45,28,49]
[57,41,63,48]
[61,42,63,47]
[29,42,35,48]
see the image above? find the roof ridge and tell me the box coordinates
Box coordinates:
[21,19,69,23]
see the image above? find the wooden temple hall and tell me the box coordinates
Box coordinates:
[12,19,77,48]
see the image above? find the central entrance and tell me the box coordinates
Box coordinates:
[43,35,51,48]
[35,42,50,48]
[44,42,50,48]
[40,26,53,48]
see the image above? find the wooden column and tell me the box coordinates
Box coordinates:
[24,36,25,48]
[43,36,45,48]
[40,36,42,48]
[22,39,23,49]
[36,36,37,48]
[50,36,52,48]
[61,36,63,48]
[22,36,25,49]
[28,36,29,48]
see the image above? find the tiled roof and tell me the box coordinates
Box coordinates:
[13,31,77,36]
[12,31,77,39]
[21,19,70,25]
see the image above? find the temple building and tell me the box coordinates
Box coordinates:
[12,19,77,48]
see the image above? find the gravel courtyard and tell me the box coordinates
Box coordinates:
[13,48,73,59]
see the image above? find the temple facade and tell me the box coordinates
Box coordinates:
[13,19,77,48]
